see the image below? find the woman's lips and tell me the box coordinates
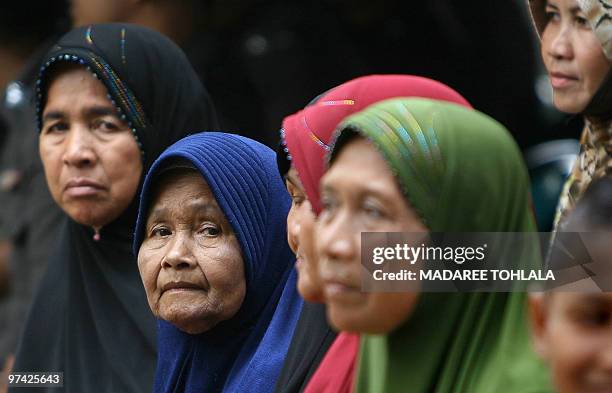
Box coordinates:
[64,178,105,197]
[162,281,203,294]
[550,72,578,89]
[323,278,361,301]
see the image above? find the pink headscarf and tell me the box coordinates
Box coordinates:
[281,74,471,214]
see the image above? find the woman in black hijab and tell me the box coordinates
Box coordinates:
[10,23,218,393]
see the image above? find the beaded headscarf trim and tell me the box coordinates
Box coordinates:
[35,52,147,157]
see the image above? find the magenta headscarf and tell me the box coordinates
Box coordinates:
[281,74,471,214]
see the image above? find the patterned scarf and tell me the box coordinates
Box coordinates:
[529,0,612,229]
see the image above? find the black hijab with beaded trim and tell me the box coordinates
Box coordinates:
[10,24,219,393]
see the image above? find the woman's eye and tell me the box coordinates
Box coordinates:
[545,10,560,23]
[44,122,69,134]
[362,200,386,220]
[586,311,610,326]
[151,227,172,238]
[575,16,589,28]
[575,308,611,328]
[291,194,305,206]
[200,225,220,237]
[93,118,121,132]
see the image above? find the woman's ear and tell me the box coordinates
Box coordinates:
[528,293,550,360]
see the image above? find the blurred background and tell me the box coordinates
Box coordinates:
[0,0,585,147]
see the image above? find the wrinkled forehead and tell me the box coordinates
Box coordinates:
[42,62,97,103]
[149,161,208,202]
[145,167,226,223]
[41,63,112,113]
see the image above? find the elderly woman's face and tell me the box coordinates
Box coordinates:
[541,0,610,113]
[286,167,324,303]
[40,66,142,229]
[138,170,246,334]
[317,137,422,334]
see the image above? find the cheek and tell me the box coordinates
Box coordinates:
[286,207,299,253]
[296,215,324,302]
[582,46,610,93]
[105,140,143,202]
[198,243,245,301]
[314,221,329,257]
[39,140,62,195]
[138,253,157,289]
[540,24,558,69]
[137,249,163,309]
[299,211,317,264]
[547,322,599,388]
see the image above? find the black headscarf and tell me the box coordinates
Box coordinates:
[10,23,219,393]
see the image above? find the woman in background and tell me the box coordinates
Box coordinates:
[529,0,612,229]
[10,23,218,393]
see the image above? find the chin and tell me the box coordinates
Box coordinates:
[553,95,588,114]
[329,306,403,334]
[162,312,219,335]
[64,204,120,228]
[68,212,110,228]
[330,318,389,335]
[327,307,379,334]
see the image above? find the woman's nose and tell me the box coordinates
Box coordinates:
[547,26,574,61]
[62,126,97,168]
[317,211,356,264]
[162,233,198,270]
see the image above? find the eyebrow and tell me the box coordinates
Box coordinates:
[86,106,119,118]
[184,201,220,214]
[147,206,169,224]
[147,201,221,223]
[42,106,120,124]
[570,6,582,13]
[321,174,391,197]
[42,111,64,123]
[545,2,582,14]
[572,293,612,307]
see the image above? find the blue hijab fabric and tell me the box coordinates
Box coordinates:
[134,132,303,393]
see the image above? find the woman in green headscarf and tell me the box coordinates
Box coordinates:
[316,98,554,393]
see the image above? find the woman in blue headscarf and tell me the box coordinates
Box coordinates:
[133,132,303,393]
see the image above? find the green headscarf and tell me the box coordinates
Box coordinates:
[329,98,553,393]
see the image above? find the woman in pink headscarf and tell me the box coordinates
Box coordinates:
[275,74,471,393]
